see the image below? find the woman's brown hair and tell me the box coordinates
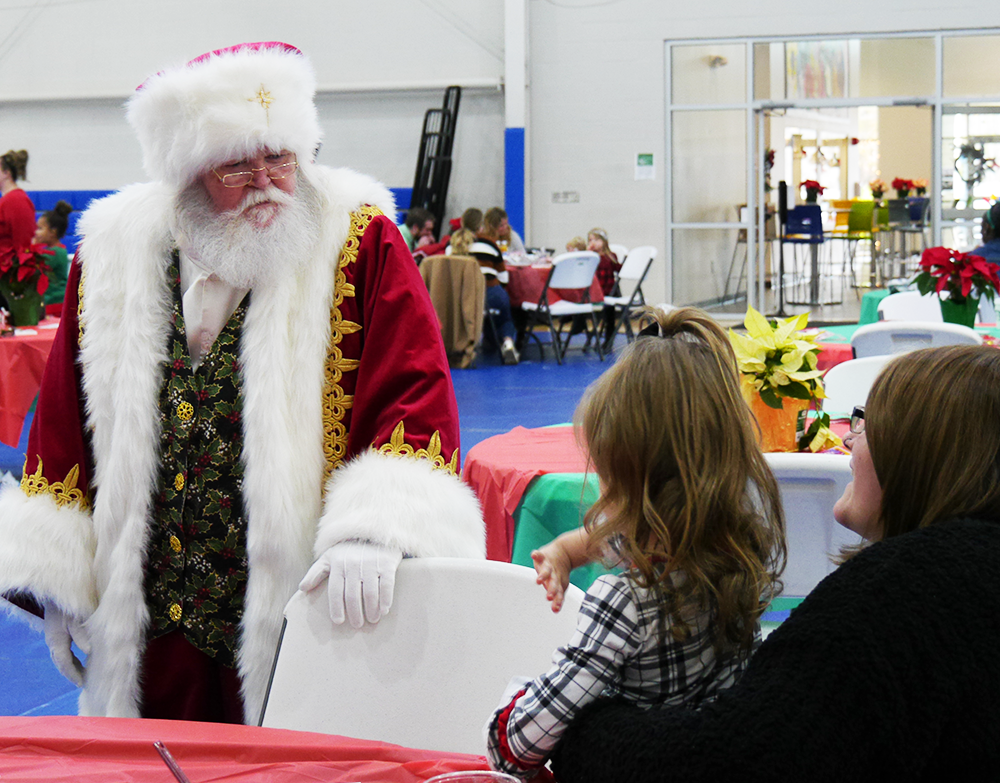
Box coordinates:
[577,306,785,653]
[0,149,28,181]
[866,345,1000,539]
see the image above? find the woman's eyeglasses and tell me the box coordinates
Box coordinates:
[850,405,865,434]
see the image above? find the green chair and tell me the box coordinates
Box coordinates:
[842,200,875,290]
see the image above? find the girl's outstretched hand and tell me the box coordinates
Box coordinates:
[532,542,573,612]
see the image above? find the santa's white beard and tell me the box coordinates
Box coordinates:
[173,177,321,289]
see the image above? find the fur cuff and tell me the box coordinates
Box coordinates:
[316,451,485,559]
[0,488,97,617]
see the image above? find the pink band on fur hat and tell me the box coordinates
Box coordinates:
[127,42,322,189]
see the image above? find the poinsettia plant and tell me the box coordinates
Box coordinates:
[870,178,887,199]
[729,308,826,410]
[0,243,52,298]
[915,246,1000,305]
[800,179,825,200]
[912,178,929,196]
[892,177,913,197]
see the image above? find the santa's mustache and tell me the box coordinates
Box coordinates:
[234,185,295,213]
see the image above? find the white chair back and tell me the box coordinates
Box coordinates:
[765,453,861,596]
[851,320,982,358]
[617,246,656,284]
[259,558,585,754]
[609,243,629,262]
[877,291,942,322]
[822,355,893,416]
[548,251,601,290]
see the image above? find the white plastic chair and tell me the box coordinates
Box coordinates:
[851,320,982,358]
[877,291,942,322]
[259,558,585,754]
[765,453,861,596]
[602,246,657,343]
[821,355,893,417]
[521,251,604,363]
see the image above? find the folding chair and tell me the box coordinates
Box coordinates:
[876,291,942,322]
[602,246,657,343]
[520,251,603,364]
[821,355,893,417]
[765,453,859,596]
[851,320,982,358]
[259,558,585,754]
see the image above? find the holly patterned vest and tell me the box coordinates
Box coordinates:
[144,256,250,667]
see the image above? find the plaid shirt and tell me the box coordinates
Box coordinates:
[486,572,757,780]
[595,253,620,296]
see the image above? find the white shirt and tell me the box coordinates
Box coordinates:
[178,251,248,371]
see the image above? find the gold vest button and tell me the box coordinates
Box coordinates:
[176,401,194,422]
[174,472,185,491]
[169,535,182,553]
[168,603,182,622]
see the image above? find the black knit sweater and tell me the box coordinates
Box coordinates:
[553,518,1000,782]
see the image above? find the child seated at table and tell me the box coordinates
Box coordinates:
[33,200,73,307]
[485,306,786,780]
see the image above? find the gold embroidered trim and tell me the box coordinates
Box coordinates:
[376,422,459,476]
[322,205,383,483]
[77,263,86,345]
[21,458,90,510]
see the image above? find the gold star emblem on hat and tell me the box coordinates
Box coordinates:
[250,85,273,123]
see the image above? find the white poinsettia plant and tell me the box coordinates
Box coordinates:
[728,307,825,410]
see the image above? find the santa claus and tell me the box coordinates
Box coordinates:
[0,42,484,724]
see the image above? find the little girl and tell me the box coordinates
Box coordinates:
[485,306,786,780]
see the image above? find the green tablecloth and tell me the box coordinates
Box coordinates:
[510,472,614,591]
[858,289,891,325]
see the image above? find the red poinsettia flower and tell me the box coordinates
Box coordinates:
[891,177,913,192]
[800,179,825,194]
[0,242,52,296]
[916,247,1000,304]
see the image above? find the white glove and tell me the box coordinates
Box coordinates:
[299,542,403,629]
[43,603,89,687]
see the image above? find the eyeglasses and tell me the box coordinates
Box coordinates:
[212,155,298,188]
[850,405,865,434]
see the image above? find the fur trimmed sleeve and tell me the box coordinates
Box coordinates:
[315,450,485,559]
[0,258,97,617]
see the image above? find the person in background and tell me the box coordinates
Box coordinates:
[461,207,483,234]
[554,345,1000,782]
[33,200,73,306]
[482,207,526,256]
[971,201,1000,262]
[565,236,587,252]
[468,231,519,365]
[0,150,35,257]
[586,227,622,350]
[399,206,436,252]
[485,307,785,780]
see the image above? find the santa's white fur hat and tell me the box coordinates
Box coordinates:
[127,42,323,189]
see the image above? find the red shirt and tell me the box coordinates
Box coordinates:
[596,252,620,296]
[0,188,36,255]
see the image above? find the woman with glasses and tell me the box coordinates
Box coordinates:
[552,345,1000,781]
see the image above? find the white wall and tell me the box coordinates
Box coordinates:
[0,0,505,218]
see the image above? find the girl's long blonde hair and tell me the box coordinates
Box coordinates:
[577,306,785,653]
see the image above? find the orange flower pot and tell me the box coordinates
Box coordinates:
[749,395,810,453]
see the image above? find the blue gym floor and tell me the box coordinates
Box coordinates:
[0,331,614,717]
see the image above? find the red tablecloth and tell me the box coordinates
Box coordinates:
[0,319,59,448]
[463,426,590,562]
[506,265,605,309]
[816,341,852,371]
[0,715,507,782]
